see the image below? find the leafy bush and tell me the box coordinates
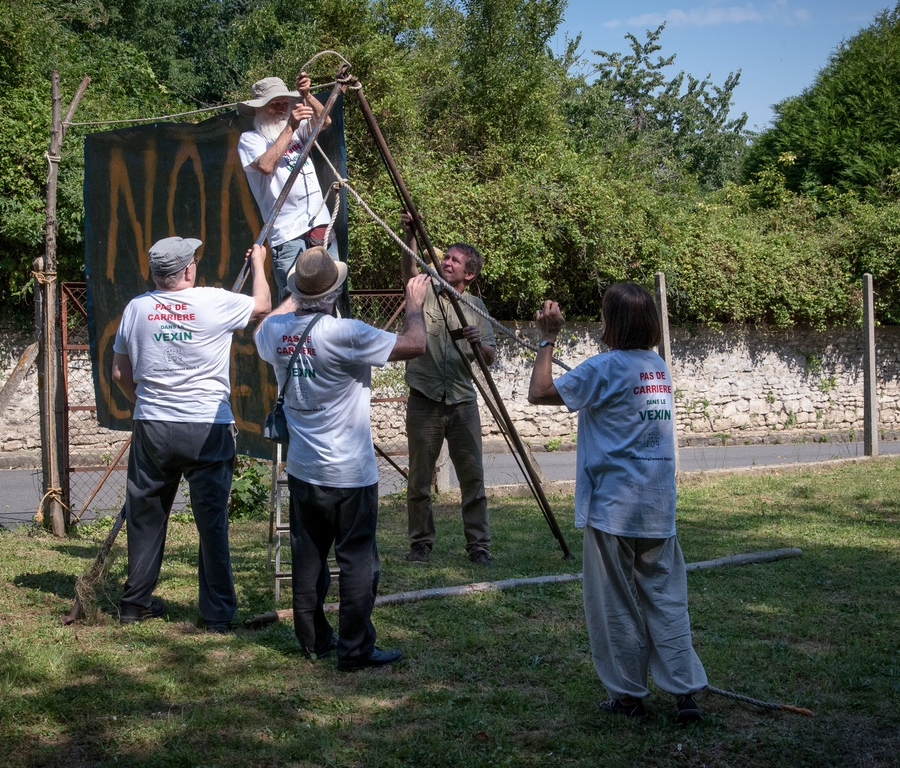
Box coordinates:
[228,456,271,521]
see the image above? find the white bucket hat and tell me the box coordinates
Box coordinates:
[238,77,299,115]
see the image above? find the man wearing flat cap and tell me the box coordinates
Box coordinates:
[255,248,430,670]
[238,72,337,298]
[111,237,271,631]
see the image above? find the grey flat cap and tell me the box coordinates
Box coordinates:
[148,237,202,276]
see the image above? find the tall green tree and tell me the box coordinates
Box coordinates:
[744,2,900,199]
[0,0,881,329]
[0,0,179,313]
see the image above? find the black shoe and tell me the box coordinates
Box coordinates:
[120,597,167,625]
[598,698,648,719]
[406,543,431,562]
[302,636,338,660]
[205,622,231,634]
[674,694,703,723]
[468,548,492,564]
[337,647,403,672]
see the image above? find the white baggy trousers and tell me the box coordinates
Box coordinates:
[582,527,708,701]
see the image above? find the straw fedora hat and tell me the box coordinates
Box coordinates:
[287,247,348,300]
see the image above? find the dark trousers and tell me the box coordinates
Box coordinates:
[406,394,491,553]
[121,420,237,624]
[287,475,380,664]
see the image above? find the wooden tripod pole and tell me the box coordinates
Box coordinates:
[352,83,570,559]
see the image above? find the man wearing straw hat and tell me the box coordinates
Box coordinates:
[255,247,430,670]
[238,72,338,298]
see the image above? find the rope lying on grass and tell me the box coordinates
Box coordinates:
[706,685,814,717]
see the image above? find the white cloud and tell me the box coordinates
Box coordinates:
[605,2,812,31]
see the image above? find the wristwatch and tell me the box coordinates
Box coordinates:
[539,340,554,348]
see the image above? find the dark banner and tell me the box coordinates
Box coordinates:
[84,96,348,459]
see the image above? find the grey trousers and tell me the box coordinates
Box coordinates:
[120,420,237,625]
[405,394,491,554]
[582,527,708,700]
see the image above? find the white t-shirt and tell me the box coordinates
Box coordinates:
[554,348,677,538]
[237,126,329,247]
[113,287,255,423]
[255,313,396,488]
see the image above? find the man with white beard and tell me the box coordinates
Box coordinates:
[238,73,338,298]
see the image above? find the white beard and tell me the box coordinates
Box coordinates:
[255,112,289,143]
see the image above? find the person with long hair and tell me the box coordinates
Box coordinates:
[528,282,707,723]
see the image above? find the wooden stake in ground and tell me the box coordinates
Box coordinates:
[39,72,90,537]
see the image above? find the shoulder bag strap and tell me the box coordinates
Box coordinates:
[276,312,325,401]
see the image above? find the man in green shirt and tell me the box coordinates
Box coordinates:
[400,213,496,564]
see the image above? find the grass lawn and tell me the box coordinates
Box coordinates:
[1,458,899,767]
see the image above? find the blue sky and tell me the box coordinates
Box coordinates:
[553,1,895,132]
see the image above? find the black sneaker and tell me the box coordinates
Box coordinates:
[674,694,703,723]
[468,548,492,564]
[120,597,167,625]
[598,698,648,718]
[406,543,431,562]
[337,647,403,672]
[205,622,231,634]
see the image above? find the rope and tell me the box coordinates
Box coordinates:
[36,487,69,524]
[64,102,239,128]
[63,51,352,129]
[324,181,342,245]
[706,685,814,717]
[302,49,352,72]
[309,142,572,370]
[32,270,57,285]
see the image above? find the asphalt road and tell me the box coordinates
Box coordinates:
[3,438,899,531]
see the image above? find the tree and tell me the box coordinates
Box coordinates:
[0,0,183,313]
[744,3,900,199]
[563,23,748,190]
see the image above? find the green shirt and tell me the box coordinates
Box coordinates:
[405,286,496,404]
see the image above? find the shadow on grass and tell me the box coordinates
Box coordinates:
[3,468,900,767]
[12,570,77,599]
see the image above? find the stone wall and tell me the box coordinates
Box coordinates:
[4,322,899,468]
[0,324,42,467]
[374,322,900,449]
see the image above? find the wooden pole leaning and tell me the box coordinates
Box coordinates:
[231,63,353,294]
[655,271,679,474]
[352,82,571,559]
